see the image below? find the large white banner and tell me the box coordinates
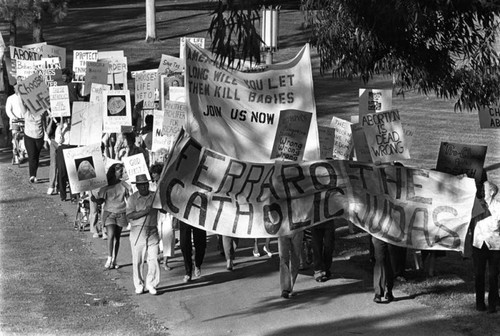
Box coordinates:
[157,130,477,251]
[185,42,320,162]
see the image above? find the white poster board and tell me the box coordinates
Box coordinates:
[102,90,132,133]
[122,153,151,191]
[318,125,335,159]
[70,102,103,146]
[329,116,354,160]
[359,88,392,115]
[152,101,187,152]
[63,143,107,193]
[134,69,157,109]
[72,50,98,82]
[179,37,205,59]
[49,85,70,117]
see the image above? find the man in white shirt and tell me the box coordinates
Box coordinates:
[5,85,26,164]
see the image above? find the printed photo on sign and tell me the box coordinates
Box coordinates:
[75,157,97,181]
[102,90,131,133]
[106,95,127,116]
[359,88,392,116]
[436,142,487,184]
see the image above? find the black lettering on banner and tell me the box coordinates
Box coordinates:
[175,137,202,171]
[192,150,225,191]
[347,163,373,189]
[235,164,265,202]
[309,162,337,190]
[166,179,184,213]
[432,206,461,249]
[405,208,430,246]
[406,169,432,204]
[257,166,280,202]
[184,192,208,228]
[281,164,310,230]
[263,203,283,234]
[382,202,406,243]
[234,201,254,235]
[380,166,403,199]
[323,188,345,219]
[214,158,246,195]
[212,195,232,231]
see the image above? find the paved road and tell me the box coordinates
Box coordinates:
[0,145,465,336]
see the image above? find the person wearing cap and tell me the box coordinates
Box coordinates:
[126,174,160,295]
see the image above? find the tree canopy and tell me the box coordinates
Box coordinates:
[209,0,500,110]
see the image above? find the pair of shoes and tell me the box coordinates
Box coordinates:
[476,302,487,312]
[253,250,261,258]
[29,176,37,183]
[373,295,383,303]
[385,292,395,302]
[183,275,192,283]
[146,286,157,295]
[281,290,290,299]
[226,260,234,271]
[194,266,201,277]
[92,233,100,238]
[104,258,112,269]
[314,271,326,282]
[135,287,144,295]
[263,246,273,257]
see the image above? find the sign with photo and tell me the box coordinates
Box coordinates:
[72,50,98,82]
[361,109,410,163]
[270,109,312,162]
[63,143,107,193]
[84,61,109,95]
[49,85,70,117]
[102,90,132,133]
[359,88,392,115]
[318,125,335,159]
[179,37,205,59]
[16,73,50,117]
[70,102,103,146]
[152,101,187,152]
[160,74,184,109]
[329,116,354,160]
[436,142,487,184]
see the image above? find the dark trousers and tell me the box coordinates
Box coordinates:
[311,222,335,275]
[179,220,207,276]
[56,144,77,201]
[372,236,394,296]
[390,245,407,278]
[24,135,44,178]
[472,244,500,308]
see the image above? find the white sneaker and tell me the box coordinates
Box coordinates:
[92,233,100,238]
[146,286,157,295]
[194,267,201,277]
[47,188,55,195]
[135,287,144,295]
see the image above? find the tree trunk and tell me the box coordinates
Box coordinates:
[9,13,16,47]
[145,0,157,42]
[32,10,44,43]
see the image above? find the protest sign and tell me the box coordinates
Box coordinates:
[23,42,46,54]
[329,116,354,160]
[179,37,205,59]
[158,54,184,76]
[89,83,110,104]
[10,46,42,79]
[185,42,320,162]
[84,61,108,95]
[359,88,392,115]
[35,57,61,86]
[402,123,416,154]
[63,143,107,193]
[152,101,187,152]
[436,142,487,184]
[361,109,410,163]
[478,106,500,128]
[270,109,312,162]
[318,125,335,159]
[102,90,132,133]
[351,123,372,162]
[157,130,476,252]
[99,56,127,85]
[15,59,36,81]
[17,73,50,116]
[73,50,98,82]
[122,153,151,191]
[134,69,157,109]
[41,45,66,68]
[70,102,103,146]
[160,74,184,109]
[49,85,70,117]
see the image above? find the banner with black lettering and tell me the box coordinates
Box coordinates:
[157,130,477,251]
[185,42,320,162]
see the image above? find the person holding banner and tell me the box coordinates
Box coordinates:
[222,236,239,271]
[178,218,207,283]
[311,219,336,282]
[93,163,132,269]
[472,180,500,313]
[278,230,304,299]
[372,236,395,303]
[126,174,160,295]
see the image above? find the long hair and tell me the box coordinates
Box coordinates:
[106,163,123,186]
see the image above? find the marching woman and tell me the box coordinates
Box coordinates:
[93,163,132,269]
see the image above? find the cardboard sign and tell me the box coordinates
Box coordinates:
[122,153,151,191]
[179,37,205,59]
[22,42,46,53]
[478,106,500,128]
[41,45,66,69]
[35,57,61,87]
[158,54,184,76]
[15,59,36,81]
[89,83,110,104]
[134,69,157,109]
[17,73,50,116]
[100,56,127,85]
[84,61,109,95]
[270,109,312,162]
[157,130,477,253]
[185,42,320,162]
[436,142,487,184]
[318,125,336,159]
[152,101,187,152]
[102,90,132,133]
[49,85,70,117]
[329,116,354,160]
[359,88,392,115]
[63,143,107,193]
[351,123,372,162]
[361,109,410,162]
[160,74,184,109]
[70,102,103,146]
[72,50,98,82]
[10,46,42,79]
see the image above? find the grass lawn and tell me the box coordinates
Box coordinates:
[8,1,500,335]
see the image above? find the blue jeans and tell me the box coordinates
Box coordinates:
[278,231,304,293]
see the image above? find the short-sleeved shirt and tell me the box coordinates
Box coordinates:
[126,190,158,228]
[98,181,131,214]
